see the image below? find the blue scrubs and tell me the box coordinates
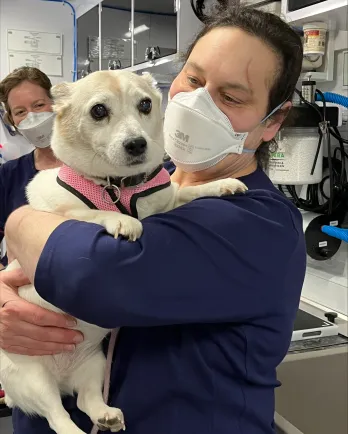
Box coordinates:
[13,166,306,434]
[0,151,37,266]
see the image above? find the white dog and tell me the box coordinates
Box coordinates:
[0,70,247,434]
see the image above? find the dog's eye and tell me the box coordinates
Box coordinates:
[90,104,108,121]
[138,98,152,115]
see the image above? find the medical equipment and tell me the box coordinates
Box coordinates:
[108,59,121,70]
[301,77,316,104]
[302,211,343,260]
[322,225,348,243]
[287,0,330,12]
[292,308,339,341]
[145,46,161,61]
[270,87,347,261]
[267,13,348,267]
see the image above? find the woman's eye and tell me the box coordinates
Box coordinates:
[187,76,200,86]
[223,95,241,105]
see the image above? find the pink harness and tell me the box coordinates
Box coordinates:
[57,164,171,434]
[57,164,171,218]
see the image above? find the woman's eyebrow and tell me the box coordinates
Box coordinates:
[187,61,253,95]
[186,61,205,73]
[220,82,253,95]
[12,105,25,111]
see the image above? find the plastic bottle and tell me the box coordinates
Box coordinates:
[303,22,328,57]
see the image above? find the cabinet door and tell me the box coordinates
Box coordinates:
[77,1,132,74]
[133,0,177,66]
[100,1,132,70]
[77,4,100,77]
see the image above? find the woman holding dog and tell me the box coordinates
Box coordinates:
[0,67,61,269]
[1,5,306,434]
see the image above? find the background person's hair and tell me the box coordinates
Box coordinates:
[184,3,304,168]
[0,67,52,126]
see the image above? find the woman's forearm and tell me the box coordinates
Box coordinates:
[5,206,69,282]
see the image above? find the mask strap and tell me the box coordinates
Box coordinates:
[242,148,256,154]
[260,100,287,124]
[242,101,286,155]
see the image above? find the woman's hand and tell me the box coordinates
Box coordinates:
[0,268,84,356]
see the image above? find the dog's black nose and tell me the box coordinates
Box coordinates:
[124,137,147,156]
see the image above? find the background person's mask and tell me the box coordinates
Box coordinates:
[163,87,283,172]
[17,111,55,149]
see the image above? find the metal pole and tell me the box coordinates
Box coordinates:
[131,0,134,67]
[99,2,102,70]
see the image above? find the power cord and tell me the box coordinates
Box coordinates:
[190,0,206,21]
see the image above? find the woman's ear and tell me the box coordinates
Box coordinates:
[262,101,292,142]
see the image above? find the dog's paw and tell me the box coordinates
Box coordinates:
[107,215,143,241]
[62,209,143,241]
[216,178,248,196]
[97,408,125,432]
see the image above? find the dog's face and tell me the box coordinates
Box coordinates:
[51,70,164,178]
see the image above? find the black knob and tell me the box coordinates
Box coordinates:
[324,312,338,323]
[317,247,330,258]
[123,137,147,157]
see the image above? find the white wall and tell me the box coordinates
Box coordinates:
[0,414,13,434]
[77,6,176,72]
[0,0,74,161]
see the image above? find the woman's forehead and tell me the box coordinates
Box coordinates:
[189,27,278,92]
[8,81,48,107]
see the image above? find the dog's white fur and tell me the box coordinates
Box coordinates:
[0,70,247,434]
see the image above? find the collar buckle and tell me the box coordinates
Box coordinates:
[102,177,121,204]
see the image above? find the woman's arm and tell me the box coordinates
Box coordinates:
[2,207,83,355]
[6,194,304,329]
[5,205,69,282]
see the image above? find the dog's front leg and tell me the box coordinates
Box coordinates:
[72,350,125,432]
[61,209,143,241]
[174,178,248,208]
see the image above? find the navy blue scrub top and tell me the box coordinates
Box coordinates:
[0,151,37,266]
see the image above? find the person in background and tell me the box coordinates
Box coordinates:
[0,67,61,269]
[2,5,306,434]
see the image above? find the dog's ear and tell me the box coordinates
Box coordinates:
[141,72,158,89]
[51,82,73,114]
[141,72,162,102]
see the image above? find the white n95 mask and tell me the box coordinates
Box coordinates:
[163,87,282,172]
[17,111,55,149]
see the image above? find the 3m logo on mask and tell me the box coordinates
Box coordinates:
[175,130,189,143]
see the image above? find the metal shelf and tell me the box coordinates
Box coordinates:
[281,0,347,31]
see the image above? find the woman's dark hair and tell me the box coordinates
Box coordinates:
[0,67,52,126]
[184,4,304,168]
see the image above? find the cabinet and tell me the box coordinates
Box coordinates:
[281,0,347,82]
[76,0,346,84]
[77,0,181,79]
